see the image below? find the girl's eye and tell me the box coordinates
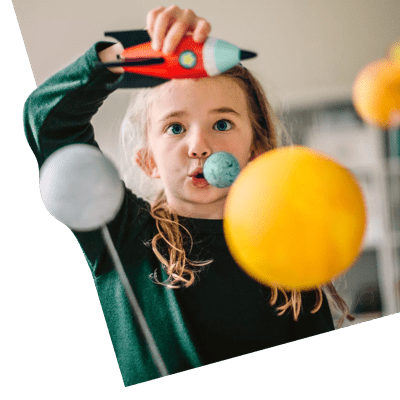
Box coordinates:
[166,123,185,135]
[214,119,233,131]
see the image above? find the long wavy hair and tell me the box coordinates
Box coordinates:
[119,65,354,328]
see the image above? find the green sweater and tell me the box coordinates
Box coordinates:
[24,42,335,387]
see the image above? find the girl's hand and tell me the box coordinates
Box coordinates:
[146,5,211,54]
[98,42,125,74]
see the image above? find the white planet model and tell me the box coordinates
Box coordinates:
[39,144,124,231]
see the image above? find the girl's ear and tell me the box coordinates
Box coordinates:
[135,148,161,179]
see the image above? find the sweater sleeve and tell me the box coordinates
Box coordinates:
[23,42,152,277]
[23,42,122,168]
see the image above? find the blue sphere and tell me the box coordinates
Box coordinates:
[203,152,240,188]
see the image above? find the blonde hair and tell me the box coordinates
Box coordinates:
[119,65,354,328]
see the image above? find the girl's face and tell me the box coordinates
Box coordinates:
[142,76,255,219]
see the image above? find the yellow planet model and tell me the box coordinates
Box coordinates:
[388,40,400,61]
[223,146,367,290]
[352,58,400,129]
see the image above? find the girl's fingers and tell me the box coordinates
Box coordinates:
[98,42,125,74]
[147,6,211,53]
[162,19,194,53]
[146,6,165,38]
[151,5,182,51]
[163,9,208,53]
[192,18,211,43]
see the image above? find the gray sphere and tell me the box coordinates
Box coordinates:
[203,152,241,188]
[39,144,124,231]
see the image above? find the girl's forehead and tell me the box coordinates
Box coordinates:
[152,76,248,112]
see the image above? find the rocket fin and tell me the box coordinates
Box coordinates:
[110,72,169,89]
[104,30,151,49]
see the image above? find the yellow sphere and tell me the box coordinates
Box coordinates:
[352,58,400,129]
[223,146,367,290]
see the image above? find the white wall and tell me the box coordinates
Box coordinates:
[14,0,400,158]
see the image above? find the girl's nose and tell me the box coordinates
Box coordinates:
[190,149,210,158]
[188,129,212,158]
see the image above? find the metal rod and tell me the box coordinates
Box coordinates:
[100,225,169,377]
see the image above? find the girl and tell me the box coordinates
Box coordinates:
[24,5,353,387]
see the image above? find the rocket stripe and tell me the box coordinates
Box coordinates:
[203,37,220,76]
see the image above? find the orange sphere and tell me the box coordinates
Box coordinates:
[388,41,400,61]
[223,146,367,290]
[352,58,400,128]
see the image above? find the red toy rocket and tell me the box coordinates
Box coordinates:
[99,30,257,88]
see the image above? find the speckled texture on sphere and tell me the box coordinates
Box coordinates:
[203,152,240,188]
[39,144,124,231]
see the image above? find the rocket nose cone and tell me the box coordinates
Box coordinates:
[240,50,257,61]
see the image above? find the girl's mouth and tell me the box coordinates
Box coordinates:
[191,173,209,188]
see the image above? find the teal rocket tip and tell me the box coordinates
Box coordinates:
[203,37,257,76]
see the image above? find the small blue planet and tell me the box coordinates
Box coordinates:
[203,152,241,188]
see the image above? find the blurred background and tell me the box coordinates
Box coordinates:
[13,0,400,327]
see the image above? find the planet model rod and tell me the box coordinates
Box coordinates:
[100,225,169,377]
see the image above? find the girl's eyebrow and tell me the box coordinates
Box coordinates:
[211,107,241,117]
[158,111,186,122]
[158,107,241,123]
